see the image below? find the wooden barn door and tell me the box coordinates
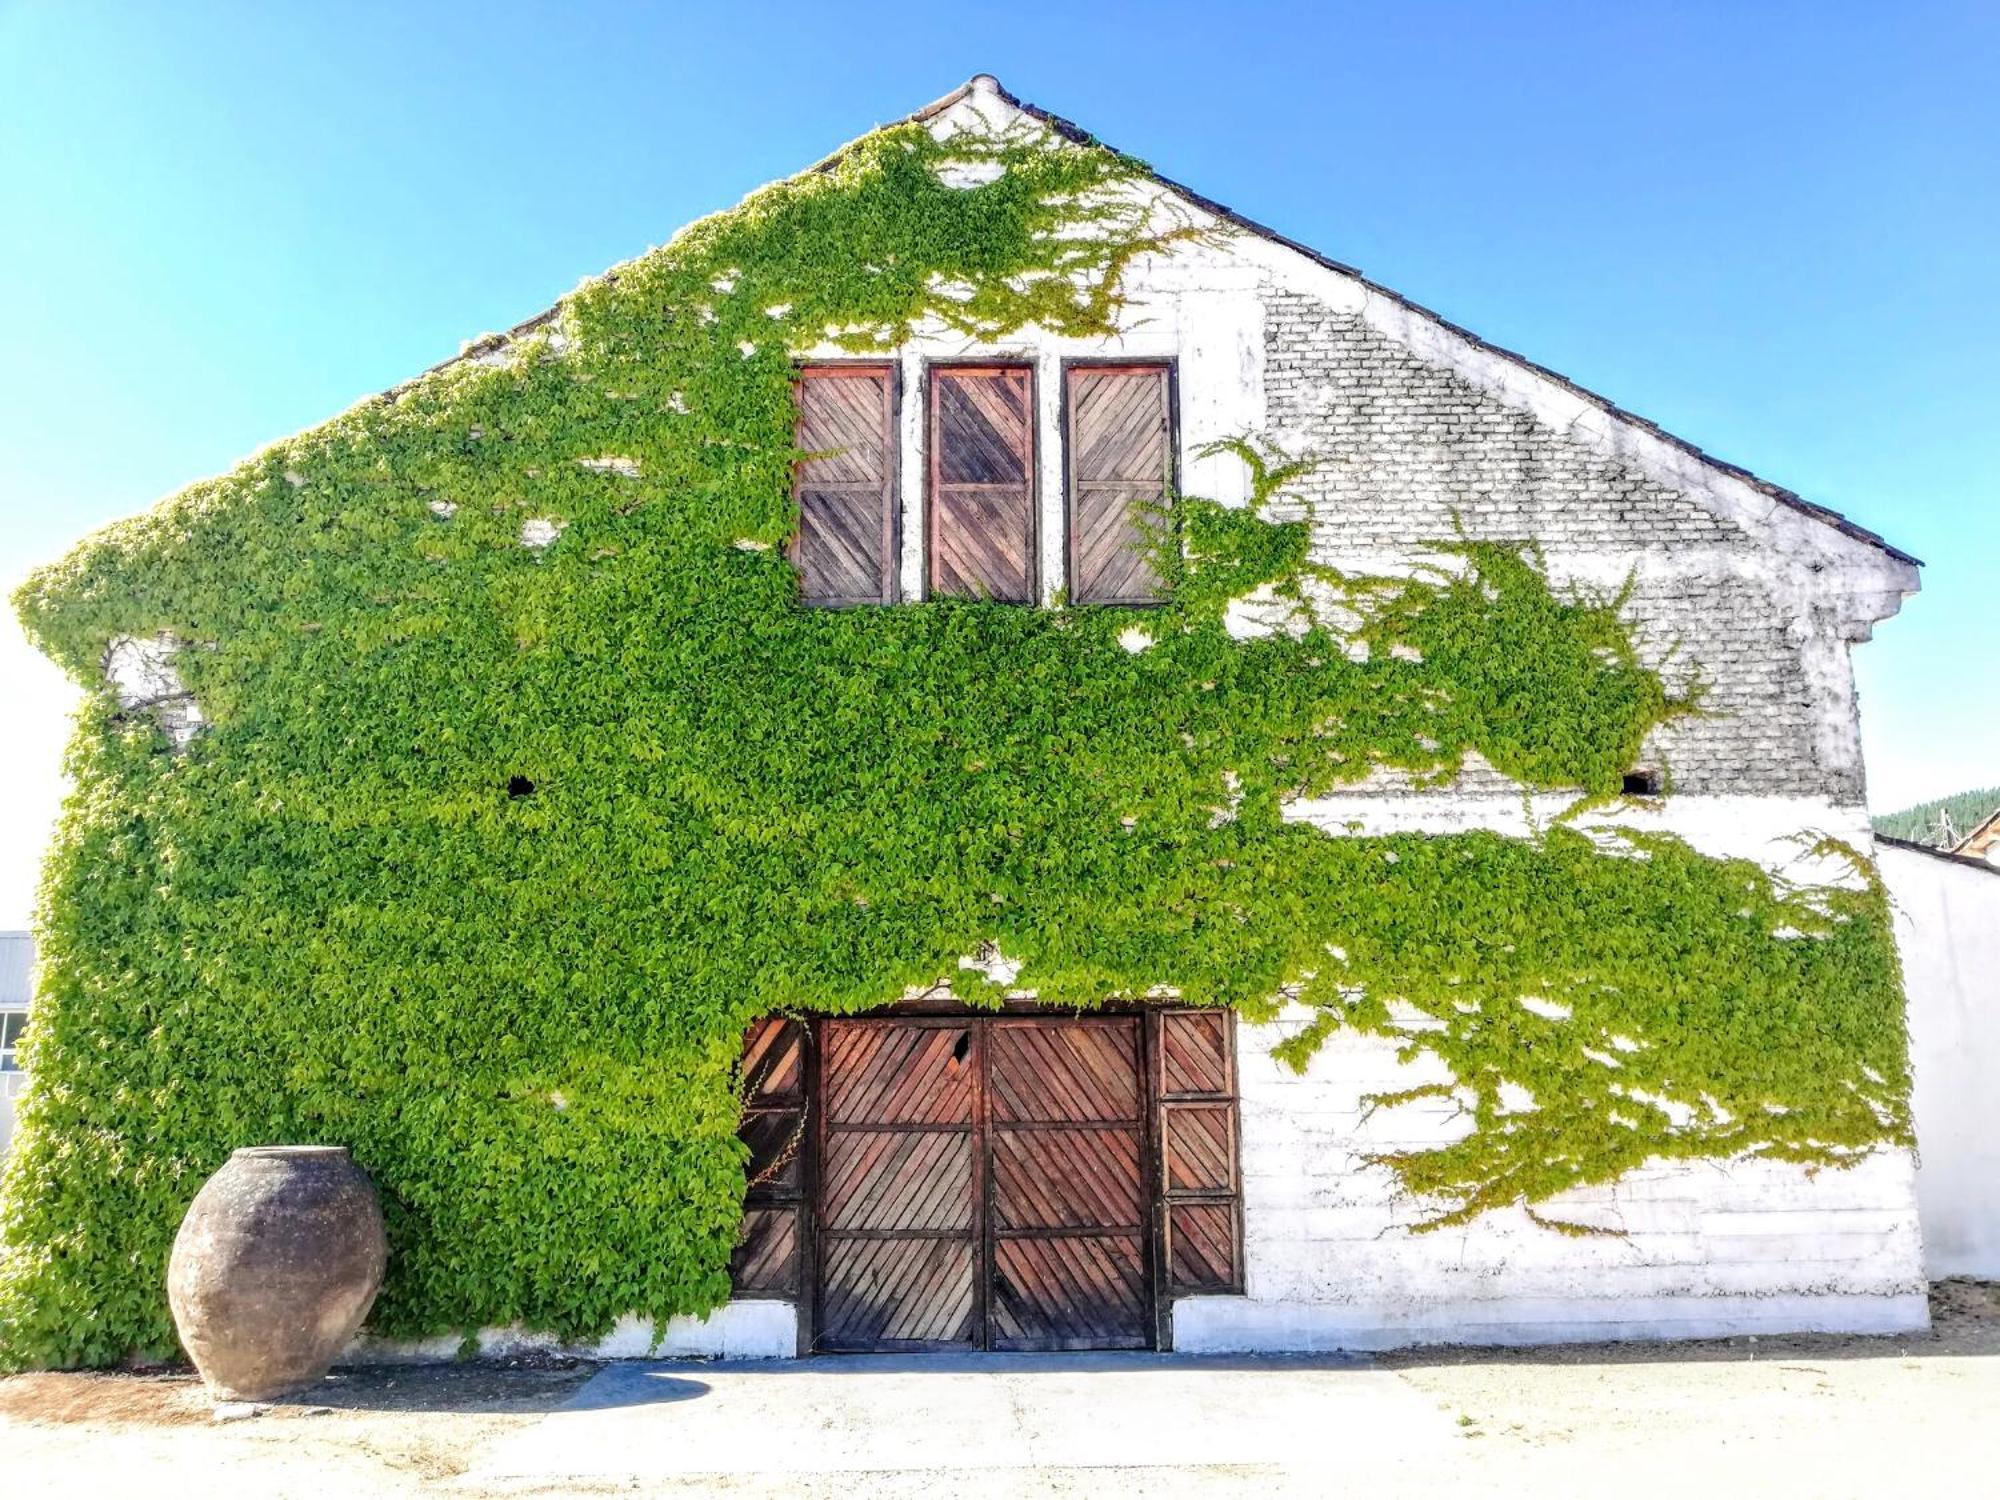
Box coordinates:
[986,1016,1151,1350]
[811,1014,1155,1352]
[816,1019,981,1351]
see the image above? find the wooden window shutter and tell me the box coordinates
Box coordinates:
[1154,1008,1244,1296]
[928,365,1036,602]
[1066,365,1172,605]
[732,1017,810,1299]
[792,366,897,606]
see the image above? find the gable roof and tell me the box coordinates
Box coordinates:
[906,77,1918,572]
[411,74,1919,575]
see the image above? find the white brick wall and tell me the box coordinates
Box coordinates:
[1174,1016,1927,1351]
[1257,284,1902,804]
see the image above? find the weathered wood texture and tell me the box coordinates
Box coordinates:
[816,1019,980,1349]
[792,366,897,605]
[928,366,1036,602]
[1066,364,1172,604]
[736,1009,1243,1350]
[1156,1009,1244,1295]
[731,1018,810,1299]
[988,1018,1151,1349]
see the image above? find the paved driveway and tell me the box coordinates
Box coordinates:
[466,1351,1448,1493]
[5,1285,1998,1497]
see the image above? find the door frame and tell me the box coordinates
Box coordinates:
[802,1003,1213,1355]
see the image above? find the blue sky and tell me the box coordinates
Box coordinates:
[1,1,1995,925]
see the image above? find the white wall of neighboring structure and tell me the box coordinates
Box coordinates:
[0,932,32,1160]
[1883,840,2000,1279]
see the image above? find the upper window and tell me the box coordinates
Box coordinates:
[792,365,898,606]
[1066,364,1172,605]
[928,365,1036,603]
[0,1010,26,1072]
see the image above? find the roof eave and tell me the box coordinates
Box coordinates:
[926,76,1921,574]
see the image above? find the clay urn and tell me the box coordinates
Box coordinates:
[167,1145,388,1402]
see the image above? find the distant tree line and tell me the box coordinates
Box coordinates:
[1873,786,2000,849]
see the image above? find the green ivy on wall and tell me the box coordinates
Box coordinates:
[0,120,1909,1370]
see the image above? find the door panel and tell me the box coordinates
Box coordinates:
[820,1237,978,1348]
[988,1021,1142,1122]
[991,1234,1149,1349]
[987,1018,1150,1351]
[821,1130,974,1232]
[990,1127,1142,1231]
[815,1019,979,1352]
[823,1022,973,1125]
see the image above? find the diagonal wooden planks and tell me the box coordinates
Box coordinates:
[991,1234,1148,1350]
[824,1023,973,1125]
[822,1129,973,1232]
[989,1022,1142,1123]
[817,1020,981,1351]
[796,1010,1242,1350]
[1162,1103,1235,1193]
[1166,1202,1236,1293]
[730,1207,799,1296]
[821,1237,977,1347]
[988,1018,1150,1350]
[1067,365,1172,605]
[1161,1009,1230,1095]
[1154,1008,1244,1296]
[992,1126,1142,1230]
[733,1018,810,1301]
[792,366,896,605]
[929,366,1036,602]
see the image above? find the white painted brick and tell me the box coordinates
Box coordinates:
[1210,1012,1928,1350]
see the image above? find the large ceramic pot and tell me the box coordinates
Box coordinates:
[167,1145,388,1402]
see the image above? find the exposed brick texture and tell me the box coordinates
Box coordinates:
[1261,287,1864,802]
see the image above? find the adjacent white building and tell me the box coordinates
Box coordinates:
[0,933,31,1158]
[1881,837,2000,1279]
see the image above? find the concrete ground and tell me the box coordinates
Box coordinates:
[3,1280,1997,1497]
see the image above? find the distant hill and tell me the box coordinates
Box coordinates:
[1874,786,2000,849]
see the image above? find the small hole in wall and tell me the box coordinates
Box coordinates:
[507,776,536,799]
[951,1031,972,1068]
[1621,769,1662,797]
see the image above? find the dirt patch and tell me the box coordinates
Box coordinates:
[0,1357,600,1499]
[0,1369,209,1426]
[312,1357,599,1416]
[1929,1275,2000,1330]
[0,1356,597,1429]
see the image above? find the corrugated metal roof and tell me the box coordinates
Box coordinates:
[0,932,33,1009]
